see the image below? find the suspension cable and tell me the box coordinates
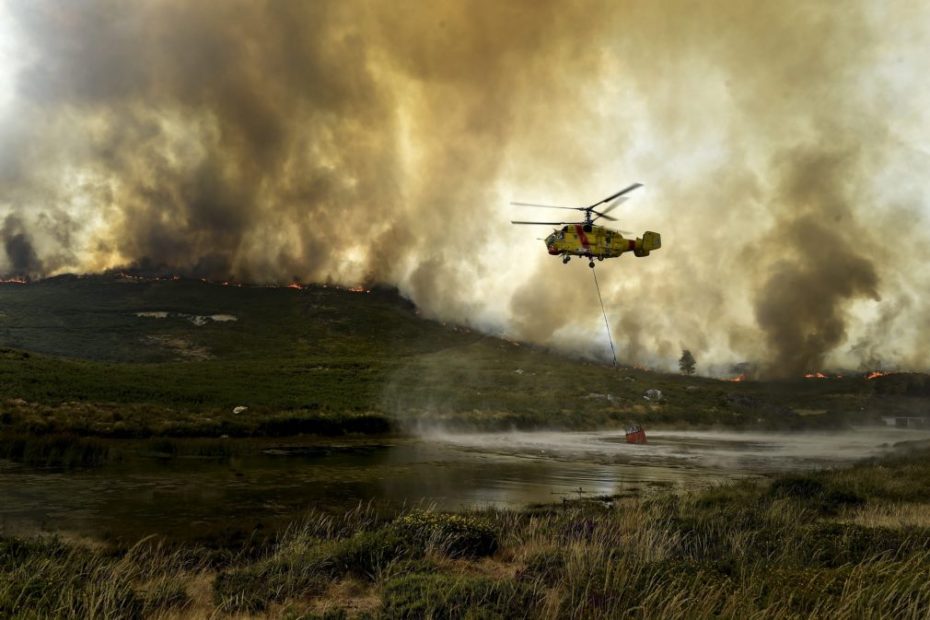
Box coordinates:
[591,264,618,367]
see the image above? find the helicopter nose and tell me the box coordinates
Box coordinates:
[547,245,559,255]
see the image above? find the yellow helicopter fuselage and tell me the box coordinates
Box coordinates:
[545,224,661,261]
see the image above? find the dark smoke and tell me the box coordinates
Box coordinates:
[1,1,929,374]
[752,150,881,376]
[1,214,42,277]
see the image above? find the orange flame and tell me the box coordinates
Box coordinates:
[0,276,28,285]
[804,372,829,379]
[865,371,888,380]
[727,374,747,382]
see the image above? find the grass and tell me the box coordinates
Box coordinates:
[0,274,919,440]
[0,536,200,618]
[3,273,930,616]
[6,449,930,617]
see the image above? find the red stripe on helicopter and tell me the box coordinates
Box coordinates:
[574,225,590,250]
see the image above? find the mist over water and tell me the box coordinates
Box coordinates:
[425,428,930,472]
[1,2,930,375]
[3,428,927,541]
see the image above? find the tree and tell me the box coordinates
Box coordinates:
[679,349,696,375]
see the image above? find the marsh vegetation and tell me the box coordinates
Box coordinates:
[5,448,930,618]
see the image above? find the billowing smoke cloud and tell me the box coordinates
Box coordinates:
[1,0,929,375]
[752,149,881,376]
[2,214,41,276]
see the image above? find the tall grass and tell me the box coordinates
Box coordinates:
[6,453,930,617]
[0,536,201,618]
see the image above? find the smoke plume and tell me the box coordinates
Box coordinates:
[1,0,929,375]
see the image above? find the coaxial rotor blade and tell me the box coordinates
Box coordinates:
[510,201,580,211]
[584,183,642,210]
[510,220,572,225]
[590,210,618,222]
[598,195,629,216]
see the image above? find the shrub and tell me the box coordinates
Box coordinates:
[770,475,826,499]
[324,528,408,578]
[215,527,407,612]
[394,511,498,558]
[770,475,864,515]
[381,573,539,619]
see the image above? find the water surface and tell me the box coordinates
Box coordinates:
[1,428,926,542]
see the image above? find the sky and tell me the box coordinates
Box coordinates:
[1,1,929,377]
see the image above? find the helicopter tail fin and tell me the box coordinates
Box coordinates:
[633,231,661,257]
[642,231,661,251]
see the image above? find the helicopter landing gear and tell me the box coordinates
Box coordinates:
[588,260,595,268]
[562,255,570,264]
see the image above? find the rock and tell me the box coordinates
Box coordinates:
[643,389,663,402]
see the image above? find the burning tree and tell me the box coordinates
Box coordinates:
[679,349,696,375]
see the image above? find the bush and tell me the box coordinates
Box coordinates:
[381,573,539,619]
[325,528,408,578]
[770,475,826,499]
[215,527,407,612]
[394,511,498,558]
[770,475,865,515]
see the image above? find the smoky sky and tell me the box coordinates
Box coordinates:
[1,0,929,376]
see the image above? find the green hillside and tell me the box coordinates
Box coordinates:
[0,275,920,438]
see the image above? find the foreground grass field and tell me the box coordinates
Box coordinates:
[5,446,930,618]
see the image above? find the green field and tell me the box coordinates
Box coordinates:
[0,274,923,444]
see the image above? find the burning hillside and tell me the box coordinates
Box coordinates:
[0,2,929,376]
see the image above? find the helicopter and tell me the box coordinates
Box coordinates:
[511,183,661,268]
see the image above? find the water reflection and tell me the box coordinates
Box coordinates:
[1,428,927,542]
